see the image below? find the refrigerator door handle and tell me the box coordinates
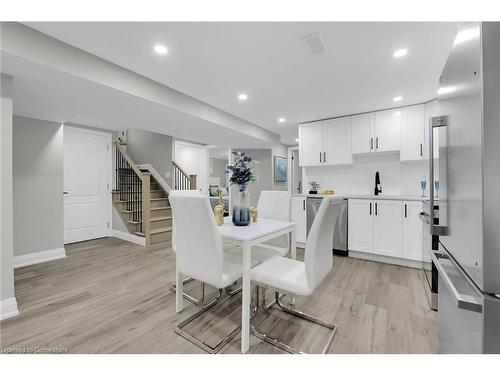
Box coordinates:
[431,250,483,313]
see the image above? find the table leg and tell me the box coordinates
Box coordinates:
[241,243,251,353]
[290,228,297,260]
[176,266,183,313]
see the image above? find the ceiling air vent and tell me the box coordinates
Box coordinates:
[302,32,326,55]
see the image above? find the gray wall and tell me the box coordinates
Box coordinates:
[210,158,228,187]
[13,116,64,256]
[236,145,288,206]
[126,128,173,186]
[1,74,15,302]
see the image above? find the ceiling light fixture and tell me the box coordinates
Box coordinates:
[278,117,286,123]
[154,44,168,55]
[295,138,299,143]
[437,86,456,95]
[393,48,408,58]
[393,96,403,102]
[453,28,480,46]
[237,93,248,101]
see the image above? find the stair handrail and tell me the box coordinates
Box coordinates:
[172,160,197,190]
[113,141,146,181]
[114,141,151,245]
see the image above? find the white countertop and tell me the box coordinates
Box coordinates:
[292,193,426,201]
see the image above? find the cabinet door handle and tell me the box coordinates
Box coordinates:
[323,152,326,163]
[405,204,407,218]
[303,199,305,211]
[375,202,378,216]
[420,143,423,157]
[370,137,373,150]
[369,202,372,215]
[376,137,379,149]
[319,152,322,163]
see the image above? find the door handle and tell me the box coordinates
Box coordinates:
[431,248,483,313]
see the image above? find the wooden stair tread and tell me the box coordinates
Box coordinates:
[134,227,172,237]
[127,216,171,225]
[151,206,170,211]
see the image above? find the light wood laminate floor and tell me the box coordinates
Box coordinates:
[0,237,436,354]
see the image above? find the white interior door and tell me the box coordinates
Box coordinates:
[64,126,111,244]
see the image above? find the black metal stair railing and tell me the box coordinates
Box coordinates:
[115,146,143,233]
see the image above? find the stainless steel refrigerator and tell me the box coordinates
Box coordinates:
[422,22,500,353]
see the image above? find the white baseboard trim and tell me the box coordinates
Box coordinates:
[112,230,146,246]
[0,297,19,320]
[349,250,428,270]
[14,247,66,269]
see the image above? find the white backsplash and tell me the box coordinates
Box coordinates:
[303,153,431,196]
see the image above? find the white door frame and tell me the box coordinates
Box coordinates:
[287,146,299,193]
[63,125,113,242]
[173,139,209,195]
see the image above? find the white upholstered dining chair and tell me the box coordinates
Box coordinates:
[169,192,258,353]
[251,190,292,262]
[249,196,343,354]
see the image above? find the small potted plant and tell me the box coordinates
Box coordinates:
[308,181,320,194]
[225,152,257,226]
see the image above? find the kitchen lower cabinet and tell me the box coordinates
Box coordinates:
[347,199,374,253]
[291,196,307,243]
[348,198,424,263]
[373,200,403,257]
[402,201,423,260]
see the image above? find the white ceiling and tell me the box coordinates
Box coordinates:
[22,22,457,145]
[2,53,272,148]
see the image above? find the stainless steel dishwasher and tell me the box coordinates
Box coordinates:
[306,197,348,254]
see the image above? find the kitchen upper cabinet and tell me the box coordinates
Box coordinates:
[291,196,307,243]
[373,200,403,257]
[323,117,352,165]
[299,119,352,166]
[299,121,323,166]
[348,199,374,253]
[351,113,374,154]
[401,105,425,161]
[374,109,402,152]
[402,201,423,260]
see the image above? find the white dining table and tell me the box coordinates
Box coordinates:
[218,216,296,353]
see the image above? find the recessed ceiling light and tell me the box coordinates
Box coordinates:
[393,48,408,58]
[393,96,403,102]
[295,138,299,143]
[278,117,286,123]
[437,86,456,95]
[237,93,248,101]
[453,28,480,46]
[154,44,168,55]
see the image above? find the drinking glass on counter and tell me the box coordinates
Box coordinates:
[420,179,427,197]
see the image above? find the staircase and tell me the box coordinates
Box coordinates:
[112,142,172,245]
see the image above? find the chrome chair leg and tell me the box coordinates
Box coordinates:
[174,288,242,354]
[250,289,338,354]
[170,278,218,307]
